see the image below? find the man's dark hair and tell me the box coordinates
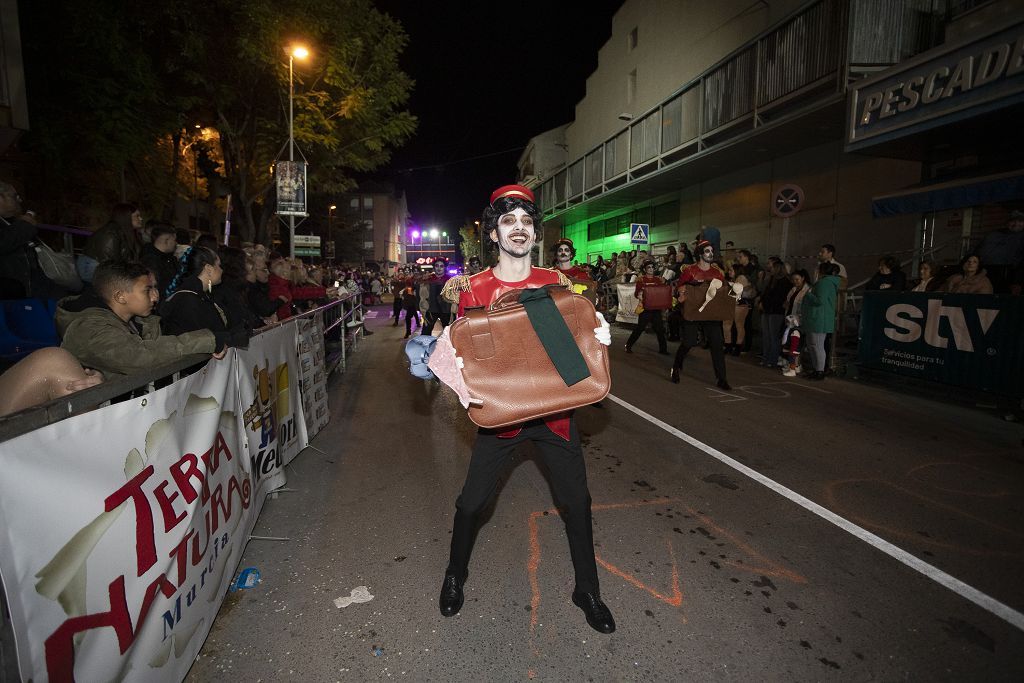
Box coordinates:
[551,238,576,259]
[821,243,836,256]
[819,261,840,277]
[93,261,151,303]
[481,196,543,241]
[218,245,248,283]
[150,223,176,241]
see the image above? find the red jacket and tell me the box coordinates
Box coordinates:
[268,274,293,320]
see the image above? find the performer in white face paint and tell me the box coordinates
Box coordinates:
[669,239,731,390]
[434,184,616,634]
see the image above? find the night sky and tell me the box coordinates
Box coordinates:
[370,1,625,230]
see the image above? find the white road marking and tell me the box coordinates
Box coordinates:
[606,392,1024,632]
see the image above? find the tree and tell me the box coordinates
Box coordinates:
[181,0,417,244]
[19,0,416,238]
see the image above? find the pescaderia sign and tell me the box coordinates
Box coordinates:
[858,291,1023,397]
[0,322,315,682]
[847,22,1024,150]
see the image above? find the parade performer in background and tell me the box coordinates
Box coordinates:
[420,258,451,336]
[669,240,731,390]
[624,259,669,355]
[426,184,616,634]
[551,237,593,281]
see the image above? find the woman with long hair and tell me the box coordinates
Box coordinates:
[160,246,246,350]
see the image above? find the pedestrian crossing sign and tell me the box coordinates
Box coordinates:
[630,223,650,245]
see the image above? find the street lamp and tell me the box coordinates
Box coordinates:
[287,44,310,259]
[474,220,482,258]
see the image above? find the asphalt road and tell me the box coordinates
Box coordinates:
[186,307,1024,681]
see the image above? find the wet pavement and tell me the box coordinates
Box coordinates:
[186,307,1024,681]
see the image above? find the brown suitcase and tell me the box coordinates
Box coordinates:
[682,281,737,321]
[642,283,672,310]
[449,286,611,429]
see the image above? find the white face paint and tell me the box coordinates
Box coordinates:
[700,247,715,264]
[490,207,536,259]
[555,244,573,264]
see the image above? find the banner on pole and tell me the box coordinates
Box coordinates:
[276,161,308,217]
[297,313,330,440]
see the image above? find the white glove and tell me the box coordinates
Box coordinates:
[594,313,611,346]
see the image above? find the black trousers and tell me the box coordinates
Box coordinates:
[392,296,402,320]
[447,418,600,594]
[673,320,728,382]
[626,309,667,352]
[403,307,421,336]
[421,309,450,336]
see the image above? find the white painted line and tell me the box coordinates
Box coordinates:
[605,392,1024,632]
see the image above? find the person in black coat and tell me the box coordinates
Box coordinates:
[246,253,282,323]
[213,246,260,339]
[140,223,179,300]
[865,256,907,292]
[160,246,246,351]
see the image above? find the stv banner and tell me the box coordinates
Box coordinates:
[858,291,1024,397]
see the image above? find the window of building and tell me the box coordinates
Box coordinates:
[364,197,373,209]
[349,198,359,209]
[628,27,638,51]
[627,69,637,105]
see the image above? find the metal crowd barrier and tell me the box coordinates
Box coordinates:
[0,295,363,445]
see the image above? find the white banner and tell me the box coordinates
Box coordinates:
[616,283,640,325]
[297,313,329,440]
[0,324,310,682]
[234,323,307,468]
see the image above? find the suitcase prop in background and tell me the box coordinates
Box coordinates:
[448,286,610,429]
[641,283,672,310]
[681,279,740,321]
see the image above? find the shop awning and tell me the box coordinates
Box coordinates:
[872,169,1024,217]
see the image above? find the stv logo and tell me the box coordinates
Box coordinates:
[883,300,999,352]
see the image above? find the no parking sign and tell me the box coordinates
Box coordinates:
[772,184,804,218]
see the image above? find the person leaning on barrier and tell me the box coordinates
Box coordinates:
[56,261,223,380]
[161,246,249,349]
[0,347,104,417]
[214,246,261,337]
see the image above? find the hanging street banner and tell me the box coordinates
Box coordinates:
[0,325,311,682]
[858,291,1024,397]
[276,161,308,217]
[629,223,650,245]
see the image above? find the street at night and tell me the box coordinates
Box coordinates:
[185,312,1024,681]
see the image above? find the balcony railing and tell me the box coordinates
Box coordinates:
[537,0,948,218]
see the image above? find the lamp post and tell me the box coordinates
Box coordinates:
[474,220,482,260]
[287,45,309,259]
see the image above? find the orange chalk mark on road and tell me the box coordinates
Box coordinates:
[687,506,807,584]
[595,537,683,607]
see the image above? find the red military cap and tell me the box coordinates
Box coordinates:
[490,184,535,206]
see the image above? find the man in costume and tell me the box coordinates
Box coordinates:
[420,257,452,336]
[551,237,592,280]
[435,184,616,634]
[625,259,669,355]
[669,240,731,390]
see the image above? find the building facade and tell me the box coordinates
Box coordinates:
[520,0,1022,285]
[339,184,409,266]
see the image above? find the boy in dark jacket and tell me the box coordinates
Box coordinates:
[140,223,179,299]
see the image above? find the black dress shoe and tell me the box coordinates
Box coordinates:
[717,379,732,391]
[439,572,465,617]
[669,367,680,384]
[572,591,616,634]
[624,344,633,354]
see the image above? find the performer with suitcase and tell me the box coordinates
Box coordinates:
[433,184,617,634]
[670,240,732,390]
[624,259,670,355]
